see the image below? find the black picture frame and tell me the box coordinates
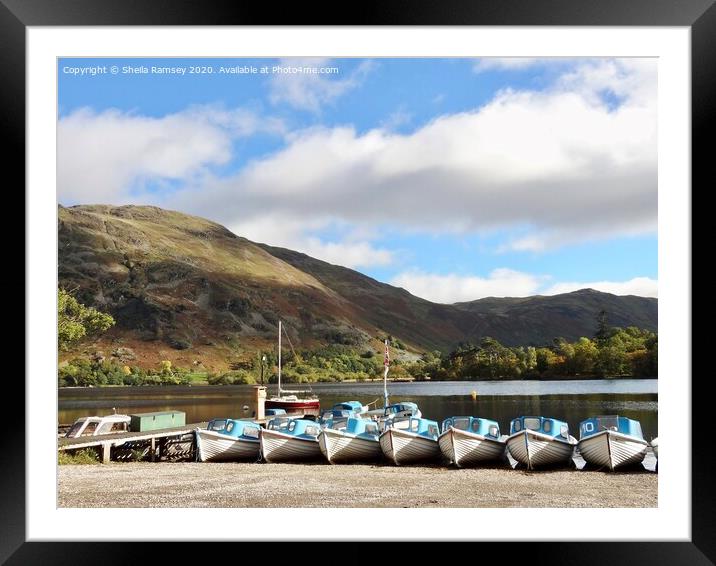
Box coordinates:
[7,0,710,563]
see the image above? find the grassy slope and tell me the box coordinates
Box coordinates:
[58,205,658,370]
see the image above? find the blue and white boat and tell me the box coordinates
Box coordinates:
[577,415,649,471]
[333,401,369,414]
[195,418,262,462]
[319,416,383,464]
[379,416,442,465]
[651,437,658,460]
[438,416,507,467]
[260,417,323,463]
[382,401,422,421]
[506,416,577,469]
[265,408,287,417]
[319,401,368,430]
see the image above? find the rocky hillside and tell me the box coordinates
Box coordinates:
[58,205,658,370]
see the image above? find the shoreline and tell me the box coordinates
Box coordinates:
[58,462,657,508]
[58,376,659,391]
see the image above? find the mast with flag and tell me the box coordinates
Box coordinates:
[383,339,390,409]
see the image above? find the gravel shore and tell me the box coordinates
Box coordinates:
[58,462,657,508]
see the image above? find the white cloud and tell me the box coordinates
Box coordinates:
[472,57,603,74]
[300,238,393,268]
[544,277,658,297]
[58,105,284,204]
[268,58,374,113]
[380,106,412,131]
[389,269,545,303]
[499,219,657,253]
[557,58,657,108]
[230,215,393,269]
[176,58,656,253]
[390,270,657,302]
[473,57,543,73]
[58,58,657,271]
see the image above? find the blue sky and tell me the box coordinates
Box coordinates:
[57,57,657,302]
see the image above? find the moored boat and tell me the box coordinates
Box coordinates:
[64,413,131,438]
[319,417,383,464]
[506,416,577,470]
[265,321,320,416]
[438,416,507,467]
[265,408,287,417]
[195,418,262,462]
[332,401,369,414]
[379,416,442,465]
[577,415,648,471]
[260,417,323,463]
[265,395,321,414]
[651,437,658,460]
[382,401,422,420]
[318,401,368,430]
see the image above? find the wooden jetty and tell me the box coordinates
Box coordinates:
[57,417,279,464]
[58,422,208,464]
[57,386,313,464]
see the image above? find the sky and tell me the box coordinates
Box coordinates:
[57,57,657,303]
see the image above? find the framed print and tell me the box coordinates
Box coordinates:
[8,0,711,563]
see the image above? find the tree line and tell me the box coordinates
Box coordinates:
[57,288,657,386]
[404,325,657,381]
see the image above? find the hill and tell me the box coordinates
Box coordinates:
[58,205,657,370]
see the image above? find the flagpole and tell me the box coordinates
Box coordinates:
[278,320,282,396]
[383,339,390,409]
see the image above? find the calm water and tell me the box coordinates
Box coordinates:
[58,379,658,440]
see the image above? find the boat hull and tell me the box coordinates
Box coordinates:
[319,428,382,464]
[438,427,506,467]
[195,429,260,462]
[578,431,648,471]
[260,429,323,463]
[379,428,442,466]
[651,437,658,460]
[507,430,575,470]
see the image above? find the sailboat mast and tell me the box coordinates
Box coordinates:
[278,320,282,395]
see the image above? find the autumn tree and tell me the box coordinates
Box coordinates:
[58,288,115,350]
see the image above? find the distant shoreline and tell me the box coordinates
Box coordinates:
[58,375,657,390]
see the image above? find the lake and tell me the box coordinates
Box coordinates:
[58,379,658,440]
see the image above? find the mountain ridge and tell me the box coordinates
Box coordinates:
[58,205,657,370]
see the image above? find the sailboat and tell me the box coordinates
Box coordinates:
[265,320,320,417]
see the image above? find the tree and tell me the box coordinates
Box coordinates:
[58,288,115,350]
[535,348,558,374]
[572,337,598,375]
[595,309,611,343]
[595,337,628,377]
[553,338,576,374]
